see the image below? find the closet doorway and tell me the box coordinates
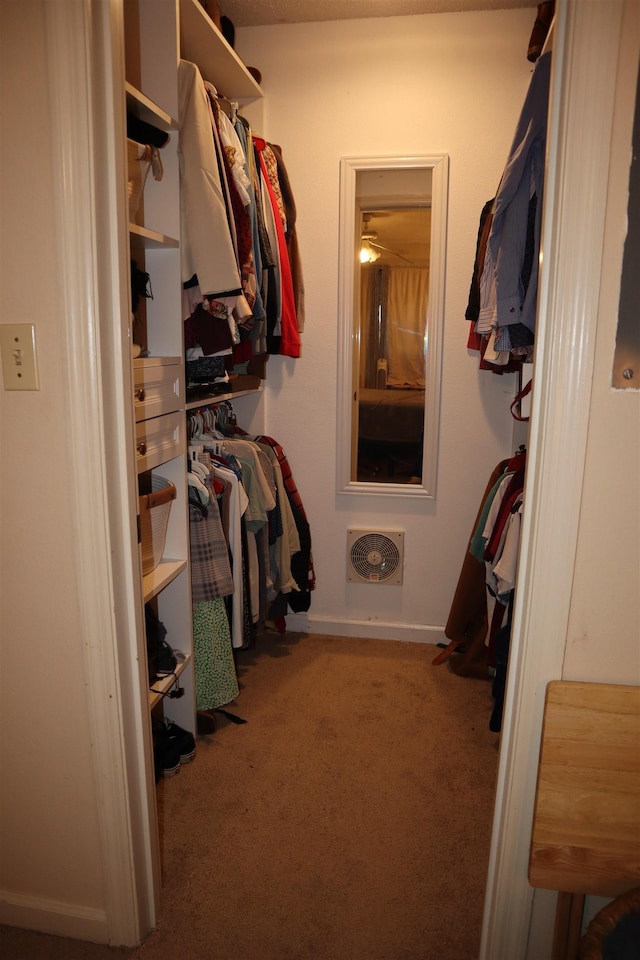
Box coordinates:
[28,2,630,957]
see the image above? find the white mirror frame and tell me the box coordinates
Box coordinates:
[336,154,449,498]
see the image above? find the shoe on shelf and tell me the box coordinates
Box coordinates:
[163,718,196,764]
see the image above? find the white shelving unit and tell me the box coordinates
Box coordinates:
[121,0,266,782]
[178,0,263,102]
[124,0,192,739]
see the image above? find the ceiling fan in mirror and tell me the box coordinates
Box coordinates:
[359,212,414,265]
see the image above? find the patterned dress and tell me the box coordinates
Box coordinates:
[189,466,238,710]
[193,598,239,711]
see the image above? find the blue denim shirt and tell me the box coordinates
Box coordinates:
[489,52,552,333]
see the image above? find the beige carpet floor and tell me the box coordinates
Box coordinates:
[1,633,499,960]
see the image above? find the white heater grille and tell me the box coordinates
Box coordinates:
[347,529,404,585]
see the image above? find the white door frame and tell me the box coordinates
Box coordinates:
[45,0,159,945]
[480,1,626,956]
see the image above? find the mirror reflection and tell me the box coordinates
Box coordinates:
[356,203,431,483]
[337,155,448,498]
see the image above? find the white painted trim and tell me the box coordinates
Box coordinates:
[336,154,449,499]
[285,612,446,644]
[480,2,625,957]
[44,0,158,946]
[0,892,107,945]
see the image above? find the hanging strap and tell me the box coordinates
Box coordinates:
[511,378,532,421]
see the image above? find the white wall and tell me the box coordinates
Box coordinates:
[237,9,536,637]
[0,0,105,931]
[563,7,640,686]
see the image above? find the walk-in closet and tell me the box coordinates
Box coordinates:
[1,2,638,959]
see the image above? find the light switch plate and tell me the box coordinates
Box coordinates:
[0,323,40,390]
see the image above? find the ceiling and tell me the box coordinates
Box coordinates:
[218,0,534,28]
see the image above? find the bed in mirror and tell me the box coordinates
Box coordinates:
[337,155,449,498]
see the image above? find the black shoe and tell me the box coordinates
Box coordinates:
[153,728,181,781]
[163,718,196,764]
[197,711,217,735]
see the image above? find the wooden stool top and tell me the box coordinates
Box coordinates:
[529,680,640,898]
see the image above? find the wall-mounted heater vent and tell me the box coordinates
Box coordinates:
[347,529,404,585]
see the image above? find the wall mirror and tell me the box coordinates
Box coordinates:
[337,155,449,498]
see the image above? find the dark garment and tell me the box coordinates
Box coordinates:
[270,143,305,332]
[254,137,301,358]
[185,302,234,356]
[186,354,227,384]
[490,619,512,732]
[467,324,523,374]
[127,112,169,148]
[238,516,256,649]
[465,197,522,374]
[210,98,255,311]
[443,460,508,657]
[490,52,551,335]
[466,198,495,324]
[527,1,555,63]
[254,434,315,611]
[483,471,525,563]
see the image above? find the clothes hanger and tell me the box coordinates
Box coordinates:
[188,455,209,481]
[203,80,237,122]
[189,411,204,440]
[187,471,211,506]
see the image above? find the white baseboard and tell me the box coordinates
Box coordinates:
[0,890,108,944]
[284,612,446,645]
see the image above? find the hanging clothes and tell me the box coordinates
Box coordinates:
[234,116,267,352]
[436,451,526,679]
[268,143,305,333]
[209,456,249,649]
[193,598,239,711]
[253,434,315,612]
[433,458,508,672]
[188,465,234,603]
[207,88,257,313]
[217,437,276,626]
[466,51,551,369]
[187,405,314,664]
[253,137,301,358]
[187,451,238,710]
[178,59,244,299]
[179,60,275,398]
[179,62,304,374]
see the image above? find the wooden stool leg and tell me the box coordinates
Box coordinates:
[551,892,585,960]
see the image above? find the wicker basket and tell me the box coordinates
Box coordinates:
[127,138,163,223]
[139,476,176,575]
[578,887,640,960]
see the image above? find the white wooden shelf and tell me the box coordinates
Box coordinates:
[185,386,262,410]
[143,559,187,603]
[134,355,182,368]
[129,223,179,249]
[179,0,262,102]
[148,652,192,710]
[125,81,177,130]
